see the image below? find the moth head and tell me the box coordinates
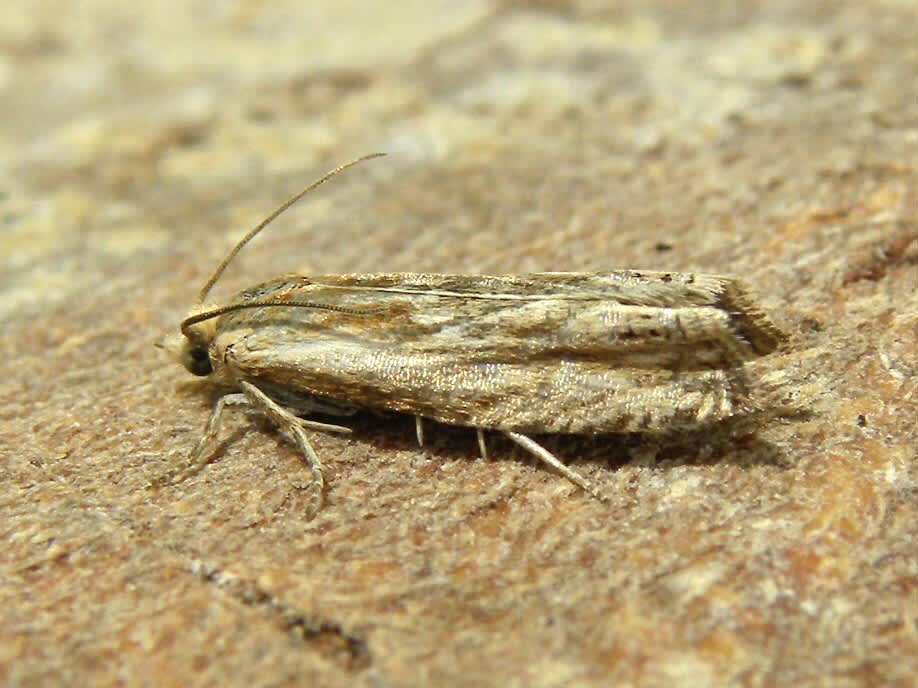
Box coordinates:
[155,319,215,377]
[180,311,219,376]
[180,333,213,376]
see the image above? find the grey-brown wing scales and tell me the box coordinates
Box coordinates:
[213,272,780,433]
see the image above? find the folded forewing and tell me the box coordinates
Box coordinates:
[215,271,780,432]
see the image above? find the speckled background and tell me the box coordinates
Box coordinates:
[1,2,916,686]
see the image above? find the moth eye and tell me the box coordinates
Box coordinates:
[182,344,213,376]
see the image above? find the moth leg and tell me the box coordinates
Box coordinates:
[292,417,353,434]
[505,431,605,502]
[415,415,425,448]
[239,381,325,519]
[477,429,489,460]
[151,393,250,487]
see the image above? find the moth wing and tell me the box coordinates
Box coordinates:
[215,272,779,432]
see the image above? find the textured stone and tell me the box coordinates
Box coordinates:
[1,2,915,686]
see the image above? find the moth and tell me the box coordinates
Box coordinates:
[157,154,786,515]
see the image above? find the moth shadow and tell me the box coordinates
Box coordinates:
[181,383,790,478]
[341,411,788,476]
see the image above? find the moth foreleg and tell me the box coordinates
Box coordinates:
[504,431,605,502]
[239,381,325,519]
[151,393,250,487]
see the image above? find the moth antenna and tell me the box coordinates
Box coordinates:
[195,152,386,307]
[181,298,383,337]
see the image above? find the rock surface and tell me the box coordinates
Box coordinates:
[1,2,915,686]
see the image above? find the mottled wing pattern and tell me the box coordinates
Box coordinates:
[213,272,784,433]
